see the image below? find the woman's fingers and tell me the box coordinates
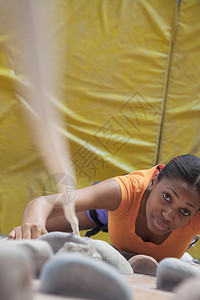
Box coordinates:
[31,224,48,239]
[7,229,16,239]
[8,227,23,239]
[7,223,48,240]
[22,223,32,239]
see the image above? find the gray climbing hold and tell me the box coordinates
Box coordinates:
[1,239,53,277]
[0,245,32,300]
[38,231,88,253]
[58,241,102,260]
[171,277,200,300]
[40,253,133,300]
[156,257,200,291]
[38,232,133,274]
[88,239,134,275]
[128,254,158,276]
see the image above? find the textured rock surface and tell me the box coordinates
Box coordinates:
[156,257,200,291]
[38,232,133,275]
[38,232,89,253]
[0,245,32,300]
[58,241,102,260]
[88,239,134,275]
[1,239,53,277]
[40,253,133,300]
[171,277,200,300]
[128,255,158,276]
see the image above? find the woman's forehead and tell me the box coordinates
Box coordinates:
[157,177,200,208]
[158,177,191,188]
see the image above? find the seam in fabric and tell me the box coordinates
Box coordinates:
[156,1,181,164]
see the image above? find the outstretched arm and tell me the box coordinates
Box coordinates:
[8,179,121,239]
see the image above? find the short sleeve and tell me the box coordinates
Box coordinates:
[112,173,143,217]
[111,166,157,217]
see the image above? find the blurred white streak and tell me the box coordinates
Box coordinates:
[0,0,79,235]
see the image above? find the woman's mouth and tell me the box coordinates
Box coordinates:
[153,216,169,232]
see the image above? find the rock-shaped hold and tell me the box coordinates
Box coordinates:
[38,232,133,275]
[58,241,102,260]
[40,253,133,300]
[38,232,88,253]
[0,245,32,300]
[1,239,53,277]
[128,255,158,276]
[88,239,134,275]
[156,257,200,291]
[171,277,200,300]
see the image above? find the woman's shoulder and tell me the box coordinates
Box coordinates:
[113,165,161,193]
[118,165,161,182]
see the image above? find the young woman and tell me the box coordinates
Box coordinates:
[8,154,200,262]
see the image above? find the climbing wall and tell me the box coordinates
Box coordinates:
[0,0,199,260]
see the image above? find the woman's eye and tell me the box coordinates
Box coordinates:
[180,209,191,217]
[163,192,171,202]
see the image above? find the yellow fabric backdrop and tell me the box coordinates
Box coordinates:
[158,0,200,162]
[0,1,199,258]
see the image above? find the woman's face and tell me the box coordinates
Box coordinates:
[145,177,200,236]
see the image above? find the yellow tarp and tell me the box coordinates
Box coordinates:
[0,0,199,257]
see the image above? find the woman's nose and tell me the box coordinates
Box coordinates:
[162,209,175,222]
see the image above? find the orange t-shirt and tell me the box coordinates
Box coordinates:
[108,165,200,262]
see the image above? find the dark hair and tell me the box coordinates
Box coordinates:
[157,154,200,194]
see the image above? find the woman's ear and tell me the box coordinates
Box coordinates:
[149,173,159,188]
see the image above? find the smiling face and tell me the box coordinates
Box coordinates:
[145,176,200,236]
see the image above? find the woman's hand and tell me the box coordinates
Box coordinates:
[7,223,48,240]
